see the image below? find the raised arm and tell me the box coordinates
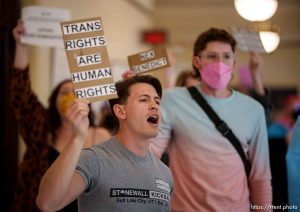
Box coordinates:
[11,20,49,145]
[249,52,265,96]
[36,100,90,211]
[12,19,28,70]
[249,52,272,126]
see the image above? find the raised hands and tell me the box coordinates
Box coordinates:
[66,99,90,141]
[249,52,265,96]
[121,70,135,80]
[249,52,263,73]
[12,19,25,44]
[12,19,28,70]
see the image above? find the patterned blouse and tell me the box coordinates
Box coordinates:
[10,67,77,212]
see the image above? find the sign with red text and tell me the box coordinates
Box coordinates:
[127,46,170,74]
[61,17,118,102]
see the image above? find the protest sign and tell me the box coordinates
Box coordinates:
[21,6,70,48]
[127,46,170,74]
[230,27,266,53]
[61,17,118,102]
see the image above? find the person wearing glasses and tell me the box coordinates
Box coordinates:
[150,28,272,211]
[36,75,173,212]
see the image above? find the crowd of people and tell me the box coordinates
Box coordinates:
[9,18,300,212]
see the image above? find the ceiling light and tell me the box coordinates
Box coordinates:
[234,0,278,21]
[252,22,280,53]
[259,31,280,53]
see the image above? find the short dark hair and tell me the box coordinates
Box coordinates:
[193,28,237,78]
[109,74,162,129]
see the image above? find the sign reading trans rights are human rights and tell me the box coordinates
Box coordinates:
[61,17,118,102]
[127,46,170,74]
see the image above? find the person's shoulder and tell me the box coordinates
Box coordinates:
[150,151,171,170]
[156,159,173,179]
[84,137,118,161]
[162,86,191,102]
[163,86,187,95]
[88,136,114,150]
[159,160,172,173]
[234,90,264,110]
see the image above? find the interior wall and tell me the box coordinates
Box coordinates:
[153,0,300,91]
[18,0,156,160]
[22,0,155,105]
[22,0,300,101]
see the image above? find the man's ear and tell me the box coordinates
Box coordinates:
[113,104,126,120]
[193,56,201,70]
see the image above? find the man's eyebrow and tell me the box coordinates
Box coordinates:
[139,94,161,100]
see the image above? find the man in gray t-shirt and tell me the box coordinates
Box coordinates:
[77,138,172,211]
[37,75,173,212]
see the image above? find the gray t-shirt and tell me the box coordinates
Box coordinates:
[76,137,173,212]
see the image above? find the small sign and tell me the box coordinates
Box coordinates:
[61,17,118,102]
[127,46,170,74]
[230,27,266,53]
[21,6,71,48]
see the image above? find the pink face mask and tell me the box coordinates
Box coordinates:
[201,62,232,90]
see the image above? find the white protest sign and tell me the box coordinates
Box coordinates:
[61,17,118,102]
[127,46,170,74]
[21,6,71,48]
[230,27,266,53]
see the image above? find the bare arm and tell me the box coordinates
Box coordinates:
[249,52,273,126]
[249,52,265,96]
[36,100,90,211]
[11,20,49,146]
[12,19,28,70]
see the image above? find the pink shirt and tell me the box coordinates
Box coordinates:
[151,87,272,211]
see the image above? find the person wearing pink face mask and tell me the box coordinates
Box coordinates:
[150,28,272,211]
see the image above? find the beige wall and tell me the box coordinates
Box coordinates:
[23,0,300,101]
[153,0,300,91]
[19,0,155,161]
[22,0,155,106]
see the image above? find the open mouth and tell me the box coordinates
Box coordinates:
[147,115,159,124]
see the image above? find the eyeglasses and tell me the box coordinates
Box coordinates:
[200,52,235,63]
